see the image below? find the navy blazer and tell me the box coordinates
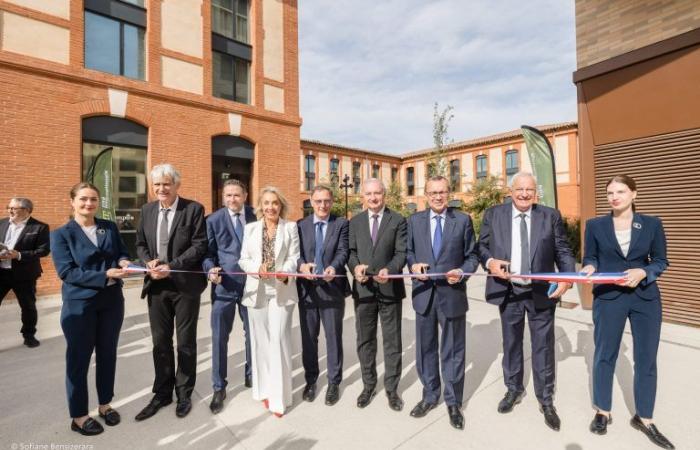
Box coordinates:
[407,208,479,318]
[582,213,668,301]
[202,205,256,300]
[51,219,129,300]
[296,214,351,306]
[478,203,576,309]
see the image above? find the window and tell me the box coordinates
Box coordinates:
[449,159,460,192]
[476,155,488,180]
[213,52,250,104]
[506,150,519,184]
[212,0,249,44]
[372,164,380,179]
[406,167,415,196]
[352,162,361,194]
[84,9,145,79]
[305,155,316,191]
[391,167,398,182]
[330,158,339,182]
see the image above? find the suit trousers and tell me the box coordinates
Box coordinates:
[499,286,556,406]
[0,269,38,337]
[299,300,345,385]
[354,298,402,392]
[416,293,466,406]
[592,293,661,418]
[147,280,201,401]
[247,296,295,414]
[211,296,252,390]
[60,284,124,417]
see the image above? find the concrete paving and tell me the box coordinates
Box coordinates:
[1,274,698,450]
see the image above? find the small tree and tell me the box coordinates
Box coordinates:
[317,178,361,218]
[463,175,506,235]
[385,180,410,217]
[426,103,453,178]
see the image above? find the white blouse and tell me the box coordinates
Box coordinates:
[615,228,631,257]
[81,225,116,286]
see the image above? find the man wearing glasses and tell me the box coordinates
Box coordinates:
[477,172,575,431]
[0,197,50,348]
[406,176,478,430]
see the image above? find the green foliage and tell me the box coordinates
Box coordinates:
[317,178,362,218]
[562,217,581,262]
[426,103,454,178]
[385,180,410,217]
[463,175,506,235]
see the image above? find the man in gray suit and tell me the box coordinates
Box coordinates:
[348,178,406,411]
[478,172,575,431]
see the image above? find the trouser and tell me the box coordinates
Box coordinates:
[416,295,466,407]
[247,296,295,414]
[61,284,124,417]
[0,270,38,338]
[593,293,661,418]
[147,281,201,401]
[299,300,345,385]
[211,296,252,391]
[499,286,556,406]
[354,298,402,392]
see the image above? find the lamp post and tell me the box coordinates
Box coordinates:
[340,174,353,218]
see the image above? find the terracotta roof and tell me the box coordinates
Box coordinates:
[300,139,400,160]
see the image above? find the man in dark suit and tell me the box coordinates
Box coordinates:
[406,176,478,430]
[478,171,575,431]
[297,185,350,406]
[0,197,50,348]
[203,179,255,414]
[348,178,406,411]
[134,164,208,420]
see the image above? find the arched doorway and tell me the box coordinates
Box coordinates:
[211,135,254,209]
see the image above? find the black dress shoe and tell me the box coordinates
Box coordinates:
[590,413,611,435]
[630,415,675,449]
[302,383,317,402]
[244,376,252,388]
[447,405,464,430]
[23,336,40,348]
[356,388,376,408]
[210,389,226,414]
[540,405,561,431]
[497,391,524,413]
[98,407,121,426]
[325,384,340,406]
[135,396,173,421]
[386,391,403,411]
[71,417,104,436]
[176,398,192,418]
[410,400,437,418]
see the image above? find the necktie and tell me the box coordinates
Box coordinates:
[158,208,170,262]
[314,222,324,274]
[432,215,442,260]
[233,213,243,242]
[519,213,530,275]
[370,214,379,245]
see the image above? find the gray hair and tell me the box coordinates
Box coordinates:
[150,163,181,185]
[509,171,537,188]
[10,197,33,213]
[362,178,385,194]
[426,175,450,192]
[223,178,248,193]
[255,186,289,220]
[310,184,333,197]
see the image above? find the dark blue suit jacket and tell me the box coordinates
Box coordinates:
[51,219,130,300]
[478,203,576,309]
[296,214,351,306]
[407,208,479,318]
[202,205,256,300]
[583,213,668,301]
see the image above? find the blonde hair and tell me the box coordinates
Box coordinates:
[255,186,288,219]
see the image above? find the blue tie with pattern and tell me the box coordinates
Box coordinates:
[433,215,442,260]
[314,222,324,275]
[233,213,243,242]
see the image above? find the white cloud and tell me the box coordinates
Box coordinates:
[299,0,577,154]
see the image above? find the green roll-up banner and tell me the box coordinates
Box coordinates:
[521,125,558,209]
[92,148,116,221]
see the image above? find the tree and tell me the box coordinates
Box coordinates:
[426,103,454,178]
[317,178,362,218]
[385,180,410,217]
[463,175,506,235]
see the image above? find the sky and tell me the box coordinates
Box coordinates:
[298,0,577,154]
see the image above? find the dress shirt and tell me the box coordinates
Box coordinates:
[367,206,386,236]
[1,217,28,268]
[228,207,247,228]
[156,196,179,255]
[429,209,446,248]
[312,215,328,242]
[510,205,532,285]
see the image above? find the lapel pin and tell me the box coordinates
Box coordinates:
[632,222,642,229]
[97,228,106,234]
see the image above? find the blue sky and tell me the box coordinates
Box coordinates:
[298,0,577,154]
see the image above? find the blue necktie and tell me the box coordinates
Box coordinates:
[432,215,442,260]
[314,222,324,274]
[233,213,243,242]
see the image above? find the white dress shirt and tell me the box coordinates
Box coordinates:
[510,205,532,285]
[156,196,179,254]
[229,207,247,229]
[312,215,328,241]
[367,206,386,236]
[1,218,28,269]
[429,209,447,248]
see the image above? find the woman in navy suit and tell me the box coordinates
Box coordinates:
[51,183,130,436]
[581,175,674,449]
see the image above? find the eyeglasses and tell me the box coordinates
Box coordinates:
[312,200,332,205]
[6,207,26,211]
[426,191,449,198]
[512,188,536,195]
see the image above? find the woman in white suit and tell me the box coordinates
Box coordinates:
[239,186,300,417]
